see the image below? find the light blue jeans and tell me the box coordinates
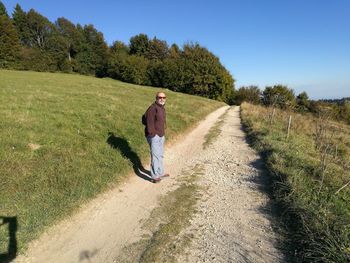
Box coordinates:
[146,134,165,179]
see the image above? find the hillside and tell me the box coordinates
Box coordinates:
[0,70,224,256]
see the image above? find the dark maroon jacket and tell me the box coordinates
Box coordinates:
[145,102,166,137]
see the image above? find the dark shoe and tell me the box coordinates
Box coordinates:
[152,177,161,183]
[161,173,170,178]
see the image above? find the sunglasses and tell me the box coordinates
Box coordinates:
[157,96,166,99]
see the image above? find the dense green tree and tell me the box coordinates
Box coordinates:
[169,43,181,58]
[0,14,20,68]
[26,9,55,49]
[109,36,235,103]
[15,11,74,72]
[156,43,235,104]
[147,59,165,87]
[218,69,235,105]
[146,37,169,60]
[12,4,30,45]
[110,40,129,55]
[235,86,261,105]
[74,44,94,74]
[106,56,121,80]
[180,43,235,102]
[0,0,8,17]
[75,24,109,76]
[108,54,149,84]
[129,33,149,56]
[20,47,55,71]
[161,57,187,91]
[45,31,71,72]
[263,85,296,109]
[55,17,84,66]
[107,43,129,80]
[296,91,310,112]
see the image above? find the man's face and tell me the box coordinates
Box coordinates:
[156,93,166,106]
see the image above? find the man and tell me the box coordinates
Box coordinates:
[144,92,169,183]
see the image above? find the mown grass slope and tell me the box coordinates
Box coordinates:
[241,102,350,262]
[0,70,225,254]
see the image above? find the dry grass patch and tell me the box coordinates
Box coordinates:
[241,102,350,262]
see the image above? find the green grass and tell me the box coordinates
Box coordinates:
[117,164,204,263]
[0,70,225,255]
[240,103,350,262]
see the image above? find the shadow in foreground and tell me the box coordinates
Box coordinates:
[79,248,99,263]
[107,132,153,183]
[241,117,298,262]
[0,216,17,263]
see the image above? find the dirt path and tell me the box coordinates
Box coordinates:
[177,106,284,262]
[15,106,284,263]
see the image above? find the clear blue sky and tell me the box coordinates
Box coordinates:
[3,0,350,99]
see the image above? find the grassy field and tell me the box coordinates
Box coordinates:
[241,103,350,262]
[0,70,225,256]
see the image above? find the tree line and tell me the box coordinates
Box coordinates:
[235,85,350,124]
[0,2,235,104]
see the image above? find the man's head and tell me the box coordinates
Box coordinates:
[155,92,166,106]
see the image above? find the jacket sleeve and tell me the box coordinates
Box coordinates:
[146,106,156,137]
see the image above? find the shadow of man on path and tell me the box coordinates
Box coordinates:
[0,216,18,263]
[107,132,153,183]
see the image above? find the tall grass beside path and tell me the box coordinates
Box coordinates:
[0,70,225,255]
[240,102,350,262]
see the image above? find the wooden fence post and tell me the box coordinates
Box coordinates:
[287,115,292,139]
[269,108,275,125]
[335,145,338,158]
